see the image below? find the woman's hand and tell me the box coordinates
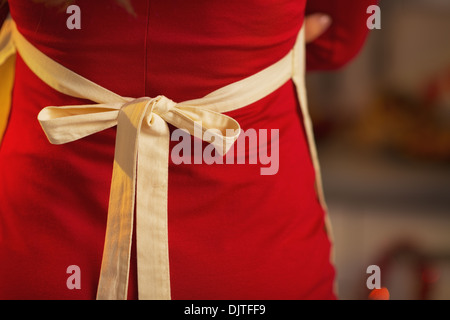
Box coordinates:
[304,13,332,43]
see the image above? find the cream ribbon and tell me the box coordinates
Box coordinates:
[0,15,15,142]
[0,16,333,299]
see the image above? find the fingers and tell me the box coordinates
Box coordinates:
[304,13,332,43]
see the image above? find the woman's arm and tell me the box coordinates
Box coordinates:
[305,0,378,71]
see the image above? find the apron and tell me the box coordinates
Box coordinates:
[0,15,333,300]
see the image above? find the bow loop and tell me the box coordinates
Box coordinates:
[162,104,241,155]
[37,103,123,144]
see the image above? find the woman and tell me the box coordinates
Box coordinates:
[0,0,374,299]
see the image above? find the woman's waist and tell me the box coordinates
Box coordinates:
[4,77,302,159]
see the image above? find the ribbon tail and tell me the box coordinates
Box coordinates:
[96,100,150,300]
[0,53,14,143]
[136,114,171,300]
[0,16,16,143]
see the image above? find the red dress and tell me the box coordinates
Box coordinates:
[0,0,374,299]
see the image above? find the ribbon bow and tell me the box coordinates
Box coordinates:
[38,94,240,300]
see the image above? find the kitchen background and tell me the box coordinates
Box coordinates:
[307,0,450,299]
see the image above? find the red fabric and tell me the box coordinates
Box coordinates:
[0,0,373,299]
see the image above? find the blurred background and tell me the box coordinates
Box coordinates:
[307,0,450,299]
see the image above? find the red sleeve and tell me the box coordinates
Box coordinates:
[305,0,378,71]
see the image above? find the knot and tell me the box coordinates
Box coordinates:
[136,95,177,126]
[149,95,177,116]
